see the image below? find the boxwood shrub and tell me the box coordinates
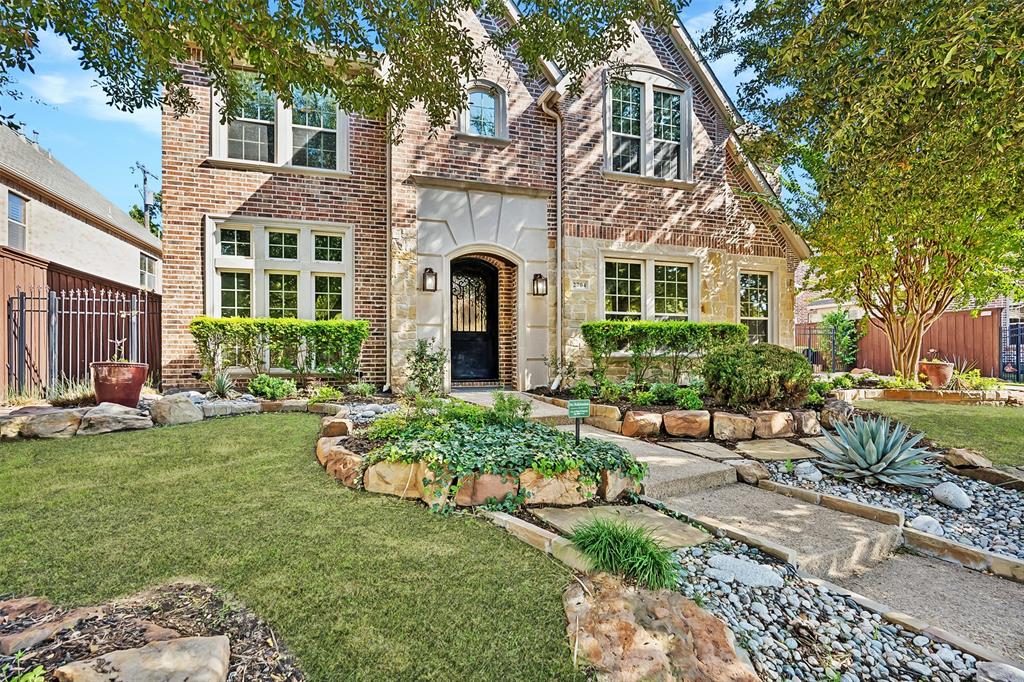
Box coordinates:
[702,343,813,410]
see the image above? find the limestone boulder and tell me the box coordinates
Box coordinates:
[943,448,992,469]
[820,399,854,429]
[53,635,230,682]
[325,450,364,488]
[663,410,711,438]
[0,596,52,621]
[712,412,755,441]
[931,481,972,510]
[723,459,770,485]
[201,400,260,418]
[20,410,84,439]
[563,573,759,682]
[751,410,794,439]
[77,403,153,436]
[520,468,596,506]
[150,394,203,426]
[0,414,33,439]
[599,470,641,502]
[320,415,354,437]
[977,662,1024,682]
[454,473,519,506]
[621,411,663,439]
[790,409,821,436]
[0,607,102,655]
[316,436,348,466]
[363,461,426,499]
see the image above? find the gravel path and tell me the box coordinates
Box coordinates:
[769,465,1024,560]
[675,540,978,681]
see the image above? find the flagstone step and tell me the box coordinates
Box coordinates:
[556,424,737,498]
[531,504,712,549]
[833,552,1024,666]
[665,484,902,580]
[734,439,819,462]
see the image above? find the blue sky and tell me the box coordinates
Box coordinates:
[0,1,741,214]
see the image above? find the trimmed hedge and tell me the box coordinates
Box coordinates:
[189,316,369,382]
[702,343,812,410]
[580,320,748,383]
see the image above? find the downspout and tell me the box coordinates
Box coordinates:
[383,111,393,391]
[539,90,564,365]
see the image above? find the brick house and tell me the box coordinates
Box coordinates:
[160,4,809,390]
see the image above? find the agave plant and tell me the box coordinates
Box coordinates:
[813,415,940,488]
[209,370,236,399]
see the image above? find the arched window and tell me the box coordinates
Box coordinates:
[460,81,508,140]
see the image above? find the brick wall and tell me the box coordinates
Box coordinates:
[161,51,389,388]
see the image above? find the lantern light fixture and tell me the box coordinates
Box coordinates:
[531,273,548,296]
[422,267,438,292]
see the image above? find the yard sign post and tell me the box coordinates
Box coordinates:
[567,399,591,445]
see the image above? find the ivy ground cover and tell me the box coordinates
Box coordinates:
[0,414,581,680]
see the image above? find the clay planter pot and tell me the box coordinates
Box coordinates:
[91,362,149,408]
[918,361,954,389]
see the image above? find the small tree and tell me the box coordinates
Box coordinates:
[817,309,864,370]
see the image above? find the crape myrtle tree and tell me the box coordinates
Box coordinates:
[0,0,680,132]
[702,0,1024,378]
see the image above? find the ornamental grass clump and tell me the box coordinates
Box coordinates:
[813,414,940,488]
[570,518,676,590]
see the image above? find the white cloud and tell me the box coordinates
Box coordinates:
[683,8,718,37]
[26,69,161,136]
[35,30,80,65]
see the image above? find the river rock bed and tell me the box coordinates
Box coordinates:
[768,464,1024,560]
[675,539,978,681]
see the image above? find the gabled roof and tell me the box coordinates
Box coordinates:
[0,126,161,256]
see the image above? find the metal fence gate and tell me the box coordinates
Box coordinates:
[1001,321,1024,383]
[5,287,161,396]
[795,324,845,373]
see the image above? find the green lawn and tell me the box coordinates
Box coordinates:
[0,414,580,681]
[856,400,1024,467]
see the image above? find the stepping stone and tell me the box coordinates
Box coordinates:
[799,436,829,450]
[531,504,712,549]
[735,439,818,462]
[54,635,230,682]
[661,440,737,462]
[0,607,103,654]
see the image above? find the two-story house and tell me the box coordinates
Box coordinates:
[160,4,809,390]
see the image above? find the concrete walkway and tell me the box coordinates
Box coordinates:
[454,390,572,425]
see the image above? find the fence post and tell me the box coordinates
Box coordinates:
[130,294,140,363]
[1017,325,1022,384]
[16,291,27,393]
[830,325,837,373]
[47,290,58,390]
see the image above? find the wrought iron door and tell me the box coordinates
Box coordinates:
[450,260,499,381]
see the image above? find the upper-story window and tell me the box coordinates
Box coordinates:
[605,68,693,183]
[7,191,27,251]
[459,81,508,140]
[213,72,350,173]
[139,253,158,291]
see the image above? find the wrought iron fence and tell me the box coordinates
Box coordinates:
[1000,321,1024,383]
[5,287,160,396]
[795,324,846,373]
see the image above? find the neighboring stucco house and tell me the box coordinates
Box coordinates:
[160,5,809,390]
[0,126,163,292]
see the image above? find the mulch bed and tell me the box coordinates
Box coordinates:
[0,583,304,681]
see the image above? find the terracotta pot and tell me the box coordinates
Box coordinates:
[91,362,149,408]
[918,361,953,389]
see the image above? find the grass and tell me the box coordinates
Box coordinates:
[856,400,1024,467]
[0,414,581,681]
[570,518,676,590]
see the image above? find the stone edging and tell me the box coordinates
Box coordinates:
[833,387,1011,405]
[757,480,1024,586]
[479,495,1015,667]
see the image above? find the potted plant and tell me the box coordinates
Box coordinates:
[918,349,953,389]
[91,339,149,407]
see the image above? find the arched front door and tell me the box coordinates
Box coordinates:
[450,258,499,382]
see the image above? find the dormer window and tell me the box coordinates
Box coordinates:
[605,68,693,183]
[459,81,508,140]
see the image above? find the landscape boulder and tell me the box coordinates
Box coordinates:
[77,403,152,436]
[320,415,354,437]
[201,400,260,418]
[723,460,770,485]
[751,410,794,439]
[820,399,854,429]
[790,409,821,436]
[712,412,755,441]
[325,449,364,488]
[520,468,596,505]
[599,470,641,502]
[621,411,663,439]
[53,635,230,682]
[909,514,945,536]
[931,481,973,510]
[315,436,347,466]
[19,410,84,439]
[794,461,823,483]
[150,394,203,426]
[454,473,519,506]
[663,410,711,438]
[977,662,1024,682]
[943,448,992,469]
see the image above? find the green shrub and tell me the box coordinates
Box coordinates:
[877,374,926,390]
[830,373,855,389]
[491,392,533,426]
[570,519,676,590]
[406,339,446,396]
[597,379,624,403]
[189,317,369,383]
[949,365,1003,390]
[674,387,703,410]
[346,381,376,397]
[308,385,344,404]
[580,321,747,383]
[650,382,680,404]
[570,381,594,399]
[630,389,656,406]
[817,309,865,369]
[702,343,813,410]
[247,373,297,400]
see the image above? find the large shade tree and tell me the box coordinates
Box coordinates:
[0,0,679,131]
[703,0,1024,378]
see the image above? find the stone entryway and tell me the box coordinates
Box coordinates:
[450,255,517,388]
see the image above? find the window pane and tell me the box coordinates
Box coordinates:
[227,121,274,162]
[653,91,681,142]
[7,192,26,250]
[654,264,688,319]
[744,319,769,344]
[268,231,298,259]
[220,272,252,317]
[267,273,298,318]
[220,228,252,257]
[292,128,337,169]
[604,260,642,320]
[468,90,497,137]
[8,193,25,222]
[291,90,337,129]
[653,140,680,180]
[612,136,641,174]
[313,234,343,261]
[238,74,276,122]
[611,81,641,136]
[314,275,344,320]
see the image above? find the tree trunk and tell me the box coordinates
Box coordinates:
[880,311,926,380]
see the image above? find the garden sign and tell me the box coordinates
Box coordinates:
[567,399,591,444]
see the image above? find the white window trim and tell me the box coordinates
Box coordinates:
[599,252,700,323]
[737,269,776,344]
[139,253,159,291]
[266,228,300,261]
[457,79,509,142]
[209,83,351,177]
[6,190,28,251]
[603,67,694,187]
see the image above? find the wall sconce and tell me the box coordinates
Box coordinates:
[531,273,548,296]
[422,267,438,292]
